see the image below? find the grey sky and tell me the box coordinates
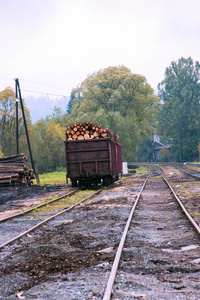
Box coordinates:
[1,0,200,98]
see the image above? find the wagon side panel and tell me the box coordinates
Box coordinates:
[65,139,112,180]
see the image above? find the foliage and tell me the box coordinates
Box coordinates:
[0,145,4,157]
[70,66,160,161]
[159,148,170,162]
[46,120,65,170]
[0,88,32,157]
[67,88,75,114]
[32,119,66,173]
[31,119,52,173]
[158,57,200,162]
[138,139,153,162]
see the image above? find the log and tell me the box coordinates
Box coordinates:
[0,154,35,186]
[77,135,84,140]
[66,122,120,142]
[93,131,99,138]
[84,133,90,139]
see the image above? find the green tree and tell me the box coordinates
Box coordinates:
[159,147,170,162]
[158,57,200,162]
[67,88,75,115]
[70,66,160,161]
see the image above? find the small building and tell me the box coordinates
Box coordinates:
[152,134,173,162]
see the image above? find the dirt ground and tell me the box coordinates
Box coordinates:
[0,167,200,299]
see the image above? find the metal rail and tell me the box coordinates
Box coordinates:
[103,172,200,300]
[162,174,200,235]
[172,163,200,179]
[0,189,77,222]
[103,175,149,300]
[0,188,103,250]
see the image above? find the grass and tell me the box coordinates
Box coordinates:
[189,212,200,216]
[31,190,94,216]
[33,165,150,186]
[33,171,66,185]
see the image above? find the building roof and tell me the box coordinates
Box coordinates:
[154,141,170,150]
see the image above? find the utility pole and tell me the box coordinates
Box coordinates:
[15,79,19,154]
[15,78,40,185]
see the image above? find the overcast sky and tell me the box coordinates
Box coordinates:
[1,0,200,99]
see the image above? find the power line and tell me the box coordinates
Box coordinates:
[21,78,68,90]
[12,78,71,98]
[22,89,69,98]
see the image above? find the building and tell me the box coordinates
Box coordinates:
[152,134,173,161]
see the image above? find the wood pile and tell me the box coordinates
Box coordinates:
[0,154,35,186]
[66,121,119,142]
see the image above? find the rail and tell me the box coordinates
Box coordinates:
[0,189,77,223]
[0,188,103,250]
[103,175,149,300]
[103,171,200,300]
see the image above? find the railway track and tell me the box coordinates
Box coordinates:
[103,170,200,300]
[0,188,103,249]
[171,163,200,179]
[0,188,77,222]
[1,168,200,299]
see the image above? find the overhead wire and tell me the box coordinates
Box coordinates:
[22,89,69,98]
[14,78,70,98]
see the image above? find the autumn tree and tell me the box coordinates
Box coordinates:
[46,120,65,170]
[158,57,200,162]
[0,145,4,157]
[69,66,160,161]
[31,119,52,173]
[32,119,66,173]
[0,88,32,157]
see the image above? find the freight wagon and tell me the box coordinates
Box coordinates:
[65,138,122,187]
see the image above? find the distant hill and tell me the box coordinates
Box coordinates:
[24,95,68,124]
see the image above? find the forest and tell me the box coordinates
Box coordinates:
[1,57,200,174]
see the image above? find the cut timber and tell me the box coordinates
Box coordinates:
[77,135,84,140]
[66,122,119,142]
[93,131,99,138]
[0,154,35,186]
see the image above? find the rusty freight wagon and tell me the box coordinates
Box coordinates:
[65,123,122,187]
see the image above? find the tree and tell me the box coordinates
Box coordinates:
[45,120,66,171]
[0,88,32,157]
[67,89,75,115]
[0,145,4,157]
[0,88,16,155]
[32,119,66,173]
[69,66,160,161]
[158,57,200,162]
[32,119,52,173]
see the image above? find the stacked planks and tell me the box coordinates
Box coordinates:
[0,154,35,186]
[66,121,119,142]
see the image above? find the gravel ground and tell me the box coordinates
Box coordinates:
[0,167,200,299]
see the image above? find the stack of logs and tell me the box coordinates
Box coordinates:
[0,154,35,187]
[66,121,119,142]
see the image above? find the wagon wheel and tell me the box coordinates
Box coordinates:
[71,179,77,187]
[103,176,113,186]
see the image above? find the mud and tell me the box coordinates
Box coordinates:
[0,168,200,299]
[0,184,69,219]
